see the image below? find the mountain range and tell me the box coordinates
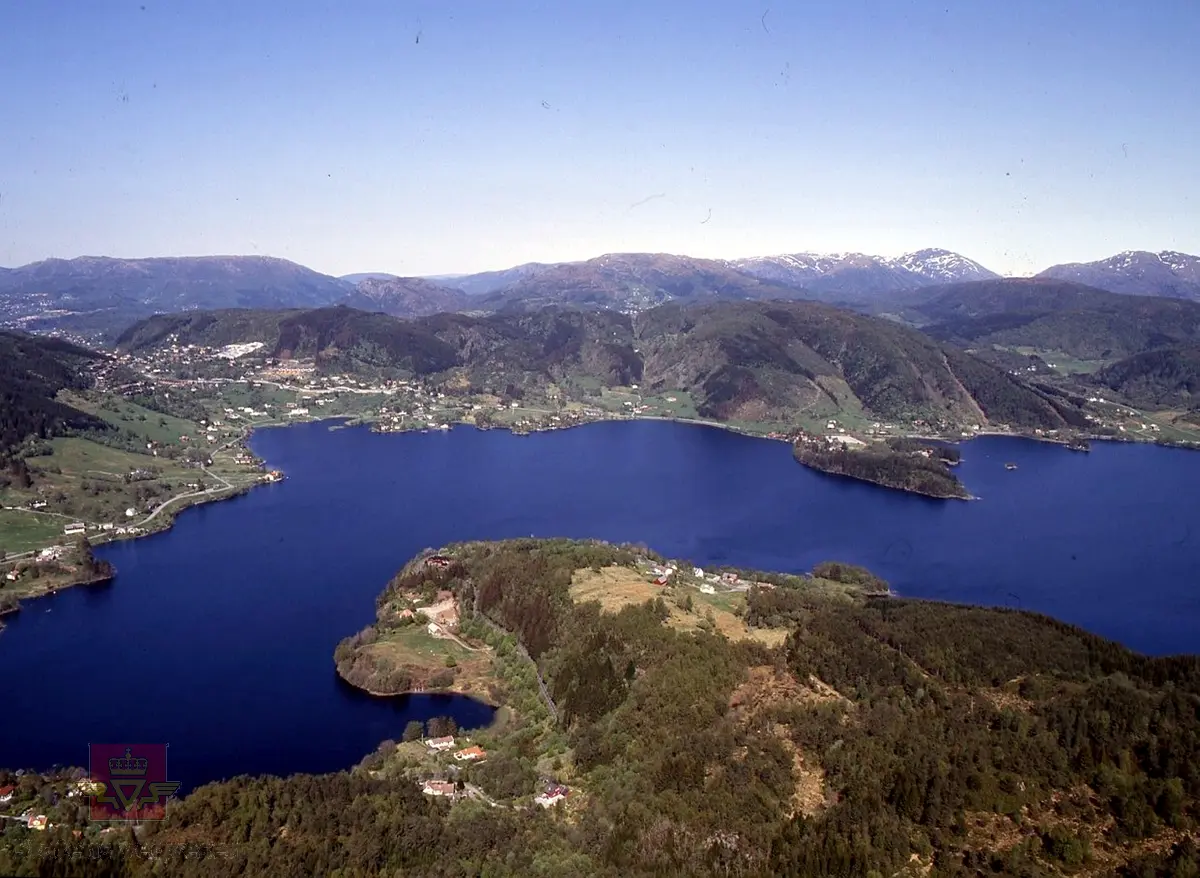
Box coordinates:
[116,300,1086,431]
[1037,250,1200,301]
[3,248,1199,342]
[728,248,1001,300]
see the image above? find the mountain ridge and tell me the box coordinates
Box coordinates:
[6,247,1199,341]
[730,247,1001,298]
[1038,250,1200,300]
[115,300,1084,432]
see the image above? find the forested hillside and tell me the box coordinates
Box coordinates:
[0,330,109,454]
[6,539,1197,877]
[116,300,1082,431]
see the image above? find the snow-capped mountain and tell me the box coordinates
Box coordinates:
[891,249,1000,284]
[1037,250,1200,301]
[730,248,999,298]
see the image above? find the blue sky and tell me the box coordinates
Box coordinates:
[1,0,1196,277]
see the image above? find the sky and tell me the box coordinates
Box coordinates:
[1,0,1197,278]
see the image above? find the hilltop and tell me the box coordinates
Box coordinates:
[474,252,814,312]
[731,248,1000,300]
[0,255,353,338]
[1038,250,1200,301]
[8,538,1197,877]
[340,276,472,318]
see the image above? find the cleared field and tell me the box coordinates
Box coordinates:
[1011,347,1107,375]
[366,626,495,697]
[41,437,190,479]
[569,565,788,647]
[640,390,700,419]
[0,510,64,554]
[60,392,200,446]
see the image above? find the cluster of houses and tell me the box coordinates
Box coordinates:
[411,590,460,636]
[644,561,760,595]
[0,786,50,832]
[420,737,488,799]
[423,737,485,761]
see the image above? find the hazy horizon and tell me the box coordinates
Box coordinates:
[2,0,1197,278]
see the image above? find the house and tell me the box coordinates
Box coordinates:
[720,572,739,584]
[5,569,19,582]
[427,622,442,637]
[63,522,86,536]
[652,575,669,586]
[421,780,457,797]
[27,814,48,831]
[125,508,136,518]
[692,567,704,578]
[0,785,15,803]
[535,783,569,808]
[426,736,456,751]
[454,746,486,762]
[699,583,716,595]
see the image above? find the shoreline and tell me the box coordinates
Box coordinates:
[791,458,976,501]
[3,411,1194,623]
[335,667,499,707]
[0,419,292,627]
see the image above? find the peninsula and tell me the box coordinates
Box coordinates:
[5,539,1192,876]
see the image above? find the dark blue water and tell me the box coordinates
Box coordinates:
[1,420,1198,789]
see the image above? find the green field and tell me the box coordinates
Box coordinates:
[84,396,197,445]
[0,510,65,555]
[1011,347,1108,375]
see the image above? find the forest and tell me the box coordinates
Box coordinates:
[0,330,110,455]
[3,538,1197,877]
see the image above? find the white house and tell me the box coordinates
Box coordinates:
[426,736,456,751]
[63,522,86,536]
[421,780,456,797]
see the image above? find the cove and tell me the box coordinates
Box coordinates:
[0,419,1197,790]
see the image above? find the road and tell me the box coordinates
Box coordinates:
[135,465,236,528]
[463,783,506,808]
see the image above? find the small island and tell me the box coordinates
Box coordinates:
[792,433,970,499]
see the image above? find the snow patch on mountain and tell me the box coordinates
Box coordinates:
[730,248,999,294]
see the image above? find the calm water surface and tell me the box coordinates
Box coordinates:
[1,420,1197,789]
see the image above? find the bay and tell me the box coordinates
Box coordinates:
[1,419,1197,790]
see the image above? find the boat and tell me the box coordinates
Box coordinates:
[1004,462,1018,471]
